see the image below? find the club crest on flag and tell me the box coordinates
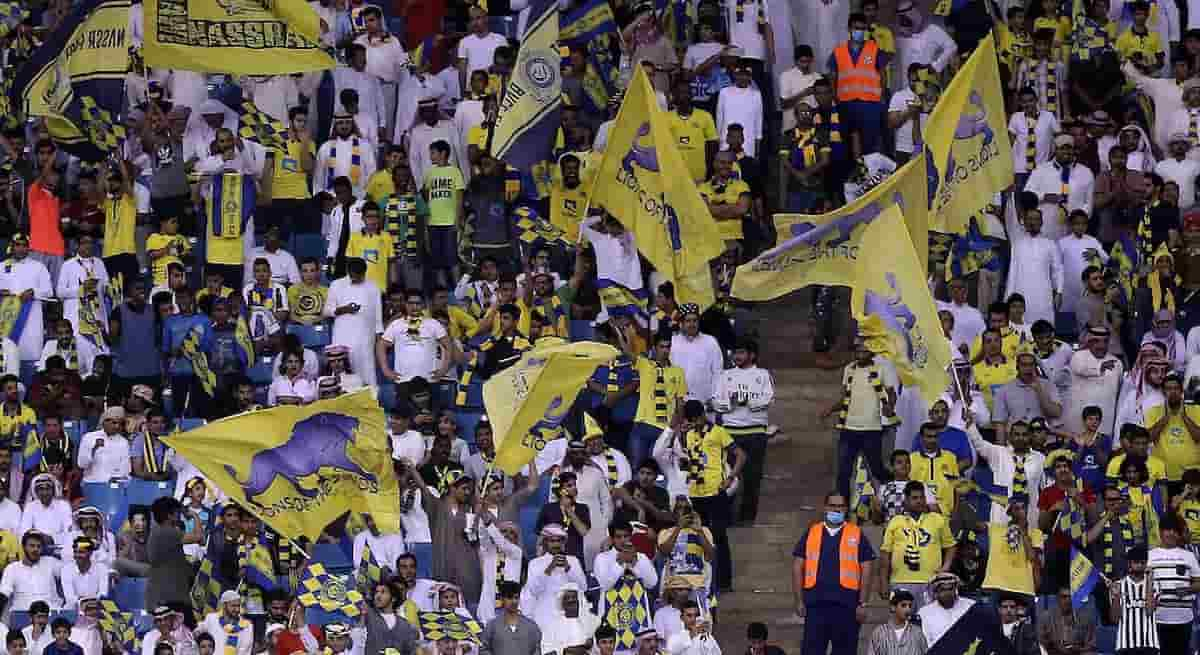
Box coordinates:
[863,274,929,370]
[519,48,561,103]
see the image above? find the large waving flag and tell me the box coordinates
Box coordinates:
[925,602,1013,655]
[924,33,1013,234]
[163,389,399,542]
[732,154,929,302]
[491,0,561,168]
[851,204,953,404]
[143,0,334,74]
[483,341,618,475]
[9,0,130,162]
[559,0,617,45]
[298,563,364,621]
[588,65,724,309]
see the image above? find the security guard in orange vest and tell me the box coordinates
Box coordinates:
[791,492,876,655]
[826,12,889,157]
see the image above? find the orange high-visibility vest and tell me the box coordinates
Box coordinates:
[833,41,883,102]
[802,522,863,590]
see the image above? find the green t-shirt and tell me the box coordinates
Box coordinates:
[423,165,465,228]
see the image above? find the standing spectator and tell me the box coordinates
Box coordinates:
[670,304,724,406]
[716,62,764,159]
[316,112,377,198]
[480,581,541,655]
[1109,545,1159,653]
[1009,87,1060,190]
[993,350,1064,443]
[792,492,875,655]
[967,416,1046,526]
[823,336,897,498]
[324,259,384,389]
[1005,193,1064,327]
[1025,136,1096,243]
[1057,212,1107,318]
[877,481,956,608]
[1147,516,1200,653]
[828,13,887,156]
[865,590,927,655]
[0,233,53,366]
[26,147,64,285]
[712,339,773,524]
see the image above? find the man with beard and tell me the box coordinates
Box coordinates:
[968,415,1047,528]
[317,111,378,197]
[521,526,588,624]
[1005,192,1064,327]
[1024,136,1096,242]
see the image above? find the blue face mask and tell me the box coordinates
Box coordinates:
[826,511,846,525]
[851,29,867,42]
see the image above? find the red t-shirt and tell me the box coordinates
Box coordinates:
[274,626,323,655]
[27,182,65,256]
[1037,484,1097,554]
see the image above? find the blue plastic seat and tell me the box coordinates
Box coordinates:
[60,419,85,451]
[113,577,148,611]
[82,481,129,532]
[294,234,326,262]
[248,356,275,387]
[1096,625,1116,654]
[127,478,176,508]
[287,322,332,350]
[311,543,353,574]
[569,320,594,342]
[456,378,485,410]
[454,409,484,450]
[8,611,29,631]
[180,418,207,432]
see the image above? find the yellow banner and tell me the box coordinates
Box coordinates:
[925,33,1013,234]
[852,205,953,404]
[483,341,618,475]
[143,0,334,74]
[163,390,398,541]
[491,0,561,168]
[731,154,929,302]
[587,66,723,309]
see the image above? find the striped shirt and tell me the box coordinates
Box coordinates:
[1148,547,1200,625]
[1116,576,1158,650]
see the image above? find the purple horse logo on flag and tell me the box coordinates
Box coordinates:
[863,273,928,368]
[224,413,374,502]
[620,122,683,251]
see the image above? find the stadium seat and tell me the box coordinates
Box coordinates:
[433,380,456,414]
[127,478,176,508]
[113,577,148,611]
[248,356,275,387]
[456,378,485,410]
[8,612,29,632]
[569,320,594,342]
[180,418,207,432]
[287,322,332,350]
[454,409,484,450]
[294,233,326,262]
[60,419,85,451]
[377,380,397,412]
[1096,625,1116,654]
[82,481,129,532]
[311,543,353,574]
[56,611,78,625]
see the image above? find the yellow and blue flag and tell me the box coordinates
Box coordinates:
[143,0,334,74]
[417,612,484,644]
[1069,546,1101,608]
[559,0,616,45]
[558,0,618,118]
[588,65,723,309]
[238,99,288,150]
[923,33,1013,234]
[207,172,255,239]
[602,578,653,648]
[852,204,953,404]
[163,389,400,542]
[410,35,437,70]
[0,294,33,343]
[9,0,130,161]
[20,425,41,473]
[240,535,282,592]
[191,556,225,617]
[483,341,618,475]
[181,324,216,397]
[491,0,560,169]
[298,563,364,620]
[98,599,137,654]
[732,154,929,302]
[356,541,383,592]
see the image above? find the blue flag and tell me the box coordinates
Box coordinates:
[1070,546,1101,608]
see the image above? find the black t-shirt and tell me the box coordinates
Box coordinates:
[615,481,672,532]
[536,501,591,560]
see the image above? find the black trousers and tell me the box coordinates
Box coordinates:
[735,433,768,523]
[692,493,733,590]
[1156,623,1189,655]
[103,254,141,287]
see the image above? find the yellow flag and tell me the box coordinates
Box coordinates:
[587,66,723,309]
[484,341,618,475]
[143,0,334,74]
[490,0,561,169]
[851,205,953,404]
[162,389,398,541]
[925,33,1013,234]
[731,154,929,302]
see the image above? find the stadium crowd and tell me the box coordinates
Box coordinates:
[16,0,1200,653]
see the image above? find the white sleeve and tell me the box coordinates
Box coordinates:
[633,553,659,587]
[711,372,732,413]
[750,371,775,410]
[593,552,623,591]
[57,262,79,300]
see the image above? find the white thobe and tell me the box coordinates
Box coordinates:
[671,333,724,405]
[1005,220,1063,328]
[315,137,377,197]
[1155,155,1200,206]
[593,549,659,593]
[352,529,407,579]
[355,34,411,83]
[573,464,612,569]
[895,25,957,92]
[1066,350,1125,436]
[0,258,54,360]
[1057,234,1107,315]
[242,75,301,123]
[78,431,132,483]
[1008,111,1060,175]
[18,498,72,545]
[165,70,208,113]
[61,561,111,608]
[766,0,794,91]
[918,598,976,648]
[794,0,848,73]
[0,558,62,610]
[590,450,632,487]
[966,424,1046,526]
[246,247,302,287]
[56,256,110,340]
[451,98,485,182]
[199,613,252,655]
[1117,384,1164,431]
[936,300,986,354]
[1024,161,1096,241]
[477,522,524,623]
[393,74,448,144]
[1123,62,1183,151]
[71,625,103,655]
[0,498,21,534]
[38,338,100,378]
[519,554,588,620]
[407,120,458,191]
[324,277,384,388]
[333,66,388,135]
[716,86,764,157]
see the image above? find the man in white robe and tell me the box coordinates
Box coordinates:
[1024,135,1096,242]
[795,0,848,75]
[1065,326,1125,436]
[1057,216,1107,316]
[1005,197,1064,329]
[0,234,55,362]
[56,235,110,341]
[315,113,378,197]
[407,97,457,190]
[323,259,383,389]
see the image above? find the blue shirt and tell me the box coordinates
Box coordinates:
[1067,434,1113,493]
[910,427,975,468]
[793,524,876,608]
[43,642,83,655]
[589,355,640,423]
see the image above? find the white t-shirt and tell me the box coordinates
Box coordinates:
[457,33,508,76]
[1149,546,1200,624]
[888,89,928,155]
[779,67,821,132]
[381,317,448,382]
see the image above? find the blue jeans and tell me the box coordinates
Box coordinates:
[627,422,661,471]
[837,429,887,499]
